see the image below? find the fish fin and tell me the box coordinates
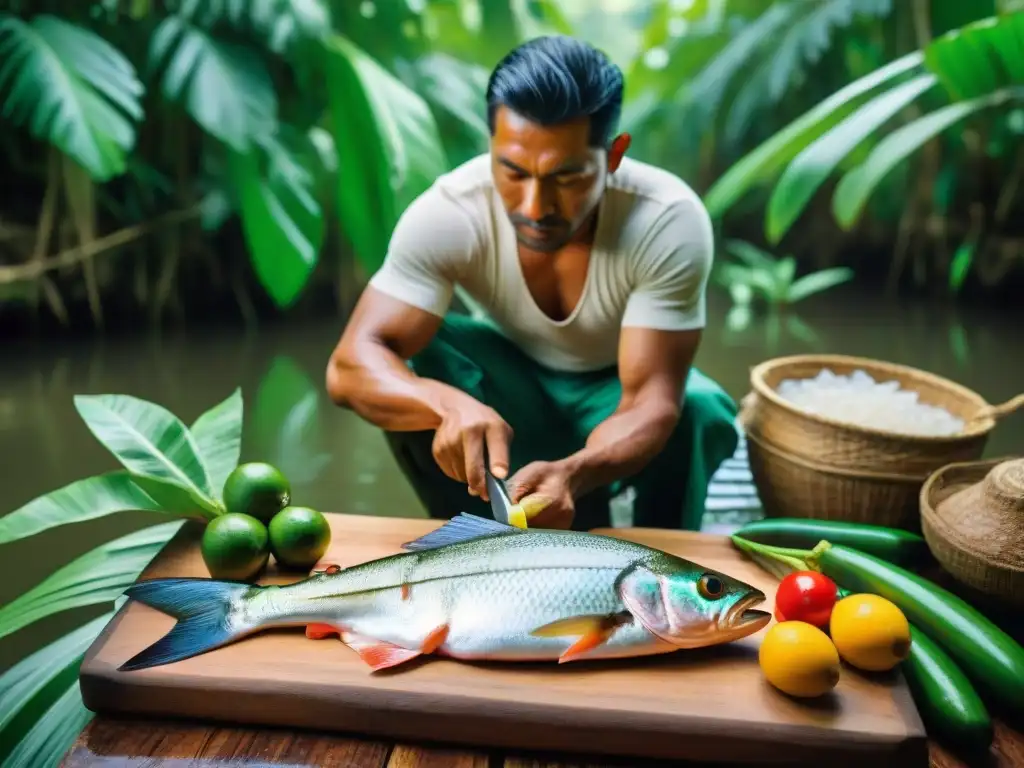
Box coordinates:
[559,630,613,664]
[401,512,522,552]
[305,623,341,640]
[340,632,422,671]
[531,613,631,663]
[118,578,256,671]
[530,615,611,638]
[421,624,449,653]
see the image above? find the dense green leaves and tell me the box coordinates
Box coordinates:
[0,471,164,545]
[0,521,183,641]
[149,15,278,152]
[325,34,449,274]
[2,677,95,768]
[833,90,1017,227]
[178,0,332,53]
[0,611,112,738]
[704,51,924,217]
[189,387,244,499]
[73,394,220,514]
[229,132,325,308]
[0,14,143,180]
[765,73,937,242]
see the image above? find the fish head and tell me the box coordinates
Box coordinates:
[618,559,770,649]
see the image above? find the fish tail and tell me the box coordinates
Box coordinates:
[118,577,258,671]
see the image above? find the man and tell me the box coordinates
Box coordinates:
[325,35,739,531]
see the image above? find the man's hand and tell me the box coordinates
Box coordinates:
[506,460,577,529]
[432,392,513,500]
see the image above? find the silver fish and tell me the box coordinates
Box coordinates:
[119,513,770,672]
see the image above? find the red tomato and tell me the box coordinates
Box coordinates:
[774,571,838,627]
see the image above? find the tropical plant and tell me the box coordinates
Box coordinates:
[715,239,855,308]
[0,387,246,765]
[0,0,584,329]
[704,10,1024,290]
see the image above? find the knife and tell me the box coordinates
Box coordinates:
[483,457,527,528]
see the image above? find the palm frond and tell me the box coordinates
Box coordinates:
[723,0,895,145]
[0,14,143,181]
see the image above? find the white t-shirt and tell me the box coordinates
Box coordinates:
[368,153,714,373]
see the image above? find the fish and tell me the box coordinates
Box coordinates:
[118,512,771,673]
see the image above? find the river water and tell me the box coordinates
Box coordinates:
[1,286,1022,671]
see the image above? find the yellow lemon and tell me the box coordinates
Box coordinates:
[759,621,841,698]
[829,593,911,672]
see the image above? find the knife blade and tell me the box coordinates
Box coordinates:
[486,468,514,525]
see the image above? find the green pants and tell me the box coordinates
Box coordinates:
[384,313,739,531]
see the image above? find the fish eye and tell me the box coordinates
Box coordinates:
[698,574,724,600]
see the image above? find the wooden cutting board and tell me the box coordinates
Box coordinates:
[79,513,927,766]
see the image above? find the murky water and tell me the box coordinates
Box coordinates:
[1,285,1022,672]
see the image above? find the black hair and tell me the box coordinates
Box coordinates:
[485,35,624,147]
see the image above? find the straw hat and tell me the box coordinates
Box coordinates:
[920,456,1024,606]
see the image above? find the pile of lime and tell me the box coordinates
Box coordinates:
[200,462,332,581]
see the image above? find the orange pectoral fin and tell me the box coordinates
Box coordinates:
[530,613,630,664]
[339,631,422,672]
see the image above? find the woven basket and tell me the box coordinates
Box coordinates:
[739,354,1024,531]
[920,457,1024,607]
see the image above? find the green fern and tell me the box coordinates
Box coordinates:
[724,0,894,144]
[685,0,895,145]
[0,14,144,181]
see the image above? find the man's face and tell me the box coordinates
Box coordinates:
[490,106,618,253]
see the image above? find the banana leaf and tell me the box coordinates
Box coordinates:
[73,394,220,514]
[0,521,183,641]
[324,34,449,275]
[0,14,143,181]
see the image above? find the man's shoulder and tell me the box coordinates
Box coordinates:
[431,153,496,203]
[608,157,706,214]
[606,159,712,258]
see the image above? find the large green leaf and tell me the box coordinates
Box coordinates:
[0,521,183,641]
[924,15,1017,100]
[0,14,143,181]
[765,73,937,243]
[73,394,218,510]
[1,677,93,768]
[189,387,243,500]
[324,34,449,274]
[0,471,165,545]
[229,131,324,309]
[0,611,111,738]
[832,89,1019,227]
[703,51,924,218]
[149,15,277,152]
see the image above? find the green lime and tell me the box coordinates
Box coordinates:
[268,506,332,570]
[222,462,291,522]
[200,513,270,581]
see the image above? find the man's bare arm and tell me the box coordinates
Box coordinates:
[326,287,512,493]
[326,287,456,431]
[562,326,701,497]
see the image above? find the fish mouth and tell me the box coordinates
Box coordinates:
[723,591,771,633]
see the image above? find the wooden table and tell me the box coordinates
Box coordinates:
[58,714,1024,767]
